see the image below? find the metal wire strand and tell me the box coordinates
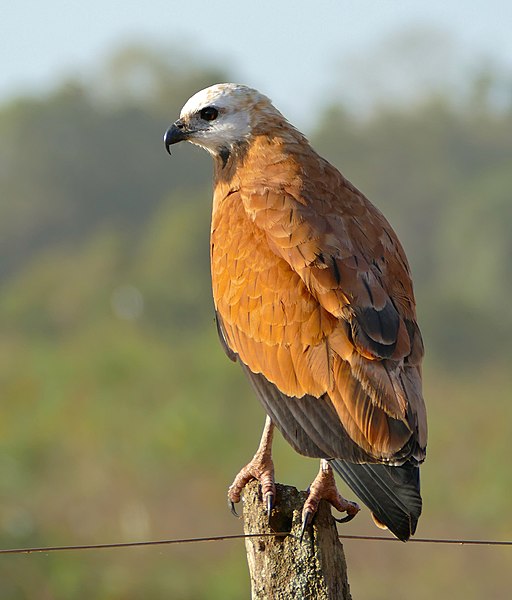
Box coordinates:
[0,532,511,555]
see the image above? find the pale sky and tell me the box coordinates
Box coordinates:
[2,0,512,126]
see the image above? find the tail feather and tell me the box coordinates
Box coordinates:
[331,459,422,541]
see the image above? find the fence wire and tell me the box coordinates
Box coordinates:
[1,532,511,556]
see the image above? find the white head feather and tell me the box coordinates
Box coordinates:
[178,83,275,155]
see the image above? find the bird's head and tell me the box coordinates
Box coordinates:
[163,83,280,161]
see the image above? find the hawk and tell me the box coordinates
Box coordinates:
[164,84,427,541]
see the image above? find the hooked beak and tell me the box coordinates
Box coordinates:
[163,119,190,155]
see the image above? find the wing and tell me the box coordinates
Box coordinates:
[211,154,426,464]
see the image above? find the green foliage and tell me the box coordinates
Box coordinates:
[0,45,511,599]
[0,45,216,280]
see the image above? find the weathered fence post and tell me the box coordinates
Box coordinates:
[242,480,352,599]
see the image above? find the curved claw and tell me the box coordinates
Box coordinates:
[300,509,313,542]
[229,500,239,518]
[266,492,274,525]
[333,512,357,524]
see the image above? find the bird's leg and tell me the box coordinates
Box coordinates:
[301,459,360,540]
[228,415,276,520]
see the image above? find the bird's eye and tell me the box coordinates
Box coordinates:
[200,106,219,121]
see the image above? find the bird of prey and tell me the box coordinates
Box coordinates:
[163,84,427,541]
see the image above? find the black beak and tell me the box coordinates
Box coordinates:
[163,120,189,155]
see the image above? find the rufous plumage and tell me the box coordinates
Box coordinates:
[164,83,427,541]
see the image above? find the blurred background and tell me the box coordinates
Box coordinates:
[1,1,512,598]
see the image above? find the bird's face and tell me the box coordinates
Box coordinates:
[164,83,273,157]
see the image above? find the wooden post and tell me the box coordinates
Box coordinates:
[242,480,352,599]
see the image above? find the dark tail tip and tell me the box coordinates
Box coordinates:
[331,459,422,542]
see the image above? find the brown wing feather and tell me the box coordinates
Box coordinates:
[211,137,426,463]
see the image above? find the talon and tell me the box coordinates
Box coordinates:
[333,500,361,523]
[300,509,313,542]
[229,500,239,518]
[266,492,274,524]
[333,500,360,523]
[333,512,356,524]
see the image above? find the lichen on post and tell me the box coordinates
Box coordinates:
[242,480,352,600]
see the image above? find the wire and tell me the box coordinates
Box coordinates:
[339,535,512,546]
[0,532,511,555]
[0,533,285,555]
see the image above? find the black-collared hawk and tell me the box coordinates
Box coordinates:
[164,84,427,541]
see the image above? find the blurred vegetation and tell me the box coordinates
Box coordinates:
[0,43,511,599]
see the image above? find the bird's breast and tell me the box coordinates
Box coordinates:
[211,190,302,344]
[210,189,338,398]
